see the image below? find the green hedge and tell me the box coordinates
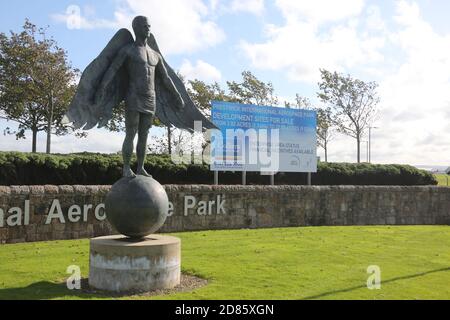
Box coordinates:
[0,152,438,186]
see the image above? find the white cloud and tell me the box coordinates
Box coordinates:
[121,0,225,54]
[274,0,365,24]
[230,0,265,15]
[51,10,120,30]
[316,1,450,166]
[372,0,450,165]
[209,0,221,12]
[206,0,265,16]
[52,0,225,55]
[179,59,222,82]
[240,2,385,83]
[365,5,386,31]
[238,1,450,165]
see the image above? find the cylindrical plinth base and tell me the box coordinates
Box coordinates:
[89,235,181,293]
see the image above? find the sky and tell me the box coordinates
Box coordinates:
[0,0,450,167]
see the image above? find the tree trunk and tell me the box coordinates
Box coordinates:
[46,92,54,154]
[324,142,328,163]
[32,129,38,153]
[46,123,52,154]
[167,126,172,155]
[356,136,361,163]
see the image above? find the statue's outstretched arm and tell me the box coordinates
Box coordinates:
[157,56,184,109]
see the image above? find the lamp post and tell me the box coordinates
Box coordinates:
[369,126,379,163]
[362,141,369,163]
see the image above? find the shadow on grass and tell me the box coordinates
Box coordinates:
[301,266,450,300]
[0,281,100,300]
[0,274,208,300]
[0,279,158,300]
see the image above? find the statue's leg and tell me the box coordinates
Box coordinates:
[122,110,140,178]
[136,113,153,177]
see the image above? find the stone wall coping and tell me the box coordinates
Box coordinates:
[0,185,112,195]
[1,184,449,195]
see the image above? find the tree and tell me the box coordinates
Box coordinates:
[285,94,313,110]
[317,69,379,163]
[316,107,334,162]
[287,95,334,162]
[0,20,81,153]
[227,71,278,106]
[147,128,192,157]
[187,79,230,116]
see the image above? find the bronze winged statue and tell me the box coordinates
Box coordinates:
[63,16,217,178]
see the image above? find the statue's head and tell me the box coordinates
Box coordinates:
[132,16,151,40]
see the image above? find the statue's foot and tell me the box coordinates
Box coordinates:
[137,167,152,178]
[123,167,136,178]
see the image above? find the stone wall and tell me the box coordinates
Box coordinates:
[0,185,449,244]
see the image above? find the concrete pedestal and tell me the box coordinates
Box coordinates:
[89,235,181,292]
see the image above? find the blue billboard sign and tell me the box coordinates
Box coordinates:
[210,101,317,173]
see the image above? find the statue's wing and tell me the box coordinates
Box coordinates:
[64,29,134,130]
[148,34,218,132]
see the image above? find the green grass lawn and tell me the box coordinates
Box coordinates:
[435,174,449,186]
[0,226,449,300]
